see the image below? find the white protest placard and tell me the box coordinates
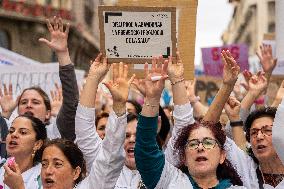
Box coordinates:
[0,63,85,97]
[99,6,177,64]
[0,47,40,66]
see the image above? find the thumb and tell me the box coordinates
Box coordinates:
[39,38,52,47]
[103,82,113,93]
[13,162,21,174]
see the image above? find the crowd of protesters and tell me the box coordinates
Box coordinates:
[0,16,283,189]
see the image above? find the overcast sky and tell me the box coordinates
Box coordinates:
[195,0,234,67]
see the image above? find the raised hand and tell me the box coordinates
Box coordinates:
[88,53,110,83]
[256,44,277,74]
[272,80,284,107]
[221,50,240,85]
[0,84,17,119]
[144,56,168,101]
[104,62,135,107]
[50,83,63,117]
[167,52,184,84]
[185,79,197,102]
[39,16,69,53]
[131,78,146,97]
[224,96,241,122]
[248,71,268,97]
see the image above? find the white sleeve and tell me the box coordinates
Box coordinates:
[84,111,127,189]
[272,98,284,165]
[225,137,259,189]
[75,104,102,173]
[164,102,195,167]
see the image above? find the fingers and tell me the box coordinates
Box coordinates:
[3,84,8,96]
[128,74,136,85]
[46,18,54,32]
[123,64,128,79]
[151,57,157,73]
[95,53,103,63]
[118,62,124,78]
[59,17,64,32]
[112,63,118,80]
[65,23,70,34]
[8,83,12,96]
[176,51,182,64]
[144,63,149,78]
[53,16,59,30]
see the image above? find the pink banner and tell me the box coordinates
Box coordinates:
[201,44,249,77]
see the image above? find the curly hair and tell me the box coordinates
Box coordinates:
[174,120,243,186]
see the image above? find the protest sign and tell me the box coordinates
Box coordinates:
[113,0,198,80]
[0,47,40,66]
[99,6,177,64]
[0,63,85,97]
[202,44,249,77]
[195,76,221,105]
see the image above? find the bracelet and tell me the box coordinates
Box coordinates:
[230,120,244,127]
[171,78,185,85]
[144,102,159,107]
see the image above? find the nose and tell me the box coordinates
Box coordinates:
[197,142,204,151]
[256,130,265,140]
[27,101,32,108]
[129,135,136,143]
[45,165,55,175]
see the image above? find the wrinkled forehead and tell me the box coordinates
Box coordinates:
[251,116,274,129]
[188,126,215,140]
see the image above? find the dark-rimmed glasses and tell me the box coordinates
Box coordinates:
[185,137,220,150]
[250,125,273,138]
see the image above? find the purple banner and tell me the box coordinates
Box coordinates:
[201,44,249,77]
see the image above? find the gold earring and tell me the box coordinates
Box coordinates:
[32,150,36,159]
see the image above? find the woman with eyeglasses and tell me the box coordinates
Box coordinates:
[135,52,246,189]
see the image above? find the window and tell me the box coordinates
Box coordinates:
[84,0,94,27]
[0,30,10,49]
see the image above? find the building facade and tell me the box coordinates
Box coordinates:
[0,0,103,70]
[222,0,275,56]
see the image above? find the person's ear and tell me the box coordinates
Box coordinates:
[72,166,81,181]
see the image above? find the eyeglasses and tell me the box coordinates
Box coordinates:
[185,137,220,150]
[250,125,273,138]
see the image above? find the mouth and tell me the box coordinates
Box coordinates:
[126,147,135,157]
[256,145,267,151]
[23,111,34,116]
[8,141,18,148]
[195,156,208,162]
[44,178,55,187]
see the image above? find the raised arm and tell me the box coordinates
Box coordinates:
[0,84,17,120]
[272,97,284,164]
[39,16,79,140]
[203,50,240,122]
[256,44,277,84]
[75,53,109,172]
[241,71,268,111]
[135,56,168,189]
[271,80,284,107]
[164,53,195,166]
[185,79,208,118]
[224,96,247,150]
[84,62,135,189]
